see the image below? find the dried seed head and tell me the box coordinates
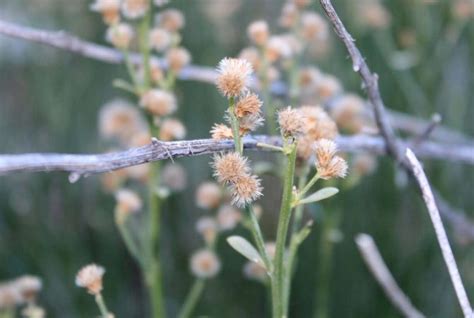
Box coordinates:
[90,0,120,25]
[292,0,311,9]
[0,285,22,308]
[238,47,261,71]
[279,3,298,28]
[14,276,42,302]
[247,20,269,46]
[243,261,267,282]
[217,204,242,230]
[156,9,185,32]
[230,174,263,208]
[140,89,177,117]
[196,217,218,245]
[357,0,391,29]
[352,153,377,176]
[115,188,142,214]
[99,99,145,144]
[121,0,149,19]
[239,113,264,135]
[212,152,250,184]
[314,139,348,179]
[265,36,292,62]
[267,66,281,82]
[161,163,187,191]
[190,249,221,279]
[106,23,134,49]
[124,164,150,183]
[330,94,366,134]
[300,105,338,140]
[100,171,126,193]
[159,118,186,141]
[75,264,105,295]
[195,182,222,209]
[300,67,322,88]
[315,74,342,102]
[149,28,172,52]
[166,47,191,73]
[301,12,328,41]
[210,124,233,140]
[278,106,306,137]
[235,93,262,118]
[216,58,253,98]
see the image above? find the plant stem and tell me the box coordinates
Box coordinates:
[95,293,111,318]
[177,279,205,318]
[117,219,145,269]
[228,97,242,153]
[273,142,297,318]
[297,172,320,201]
[245,205,272,271]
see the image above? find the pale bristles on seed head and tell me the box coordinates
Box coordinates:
[90,0,120,25]
[216,58,253,98]
[314,139,348,179]
[279,3,298,28]
[229,174,263,208]
[247,20,269,46]
[238,47,261,71]
[356,0,391,29]
[300,67,322,88]
[124,164,150,183]
[166,47,191,73]
[13,276,42,302]
[330,94,366,134]
[114,189,142,223]
[352,153,377,177]
[210,124,233,140]
[238,113,264,135]
[301,12,328,41]
[235,93,262,118]
[149,28,172,52]
[121,0,149,19]
[99,99,145,145]
[106,23,134,49]
[281,33,304,57]
[156,9,185,32]
[196,217,218,245]
[265,36,292,62]
[217,205,242,231]
[190,249,221,279]
[212,152,250,184]
[292,0,311,9]
[243,261,267,282]
[75,264,105,295]
[315,74,342,102]
[161,163,187,192]
[159,118,186,141]
[195,182,222,209]
[0,285,22,308]
[278,106,306,137]
[300,105,338,140]
[140,89,177,117]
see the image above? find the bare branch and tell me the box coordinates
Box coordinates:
[355,234,425,318]
[406,149,473,317]
[0,18,472,146]
[413,113,442,146]
[0,134,473,176]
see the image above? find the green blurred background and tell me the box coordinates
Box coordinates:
[0,0,473,317]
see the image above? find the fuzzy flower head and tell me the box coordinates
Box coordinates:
[330,94,366,134]
[140,89,177,117]
[243,261,267,282]
[314,139,348,179]
[278,107,306,138]
[149,28,172,52]
[279,3,298,28]
[265,36,292,62]
[195,182,222,209]
[90,0,120,25]
[121,0,149,19]
[156,9,185,32]
[159,118,186,141]
[315,74,342,102]
[300,105,338,140]
[0,285,22,308]
[301,12,328,41]
[239,47,261,71]
[217,205,242,231]
[14,276,42,302]
[210,124,233,140]
[190,249,221,279]
[106,23,134,49]
[238,114,264,135]
[166,47,191,73]
[235,93,262,118]
[229,174,262,208]
[216,58,253,98]
[75,264,105,295]
[114,189,142,223]
[161,163,187,192]
[247,20,269,46]
[196,217,218,245]
[212,152,250,184]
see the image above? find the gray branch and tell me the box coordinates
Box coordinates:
[406,150,473,317]
[0,18,472,145]
[319,1,473,315]
[355,234,425,318]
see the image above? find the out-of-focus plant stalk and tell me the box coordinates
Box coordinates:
[177,279,205,318]
[95,293,111,318]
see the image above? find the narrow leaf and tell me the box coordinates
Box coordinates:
[226,236,265,268]
[297,187,339,206]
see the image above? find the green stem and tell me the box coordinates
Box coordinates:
[122,50,140,91]
[297,172,320,201]
[273,142,297,318]
[245,205,272,271]
[138,8,152,89]
[95,293,111,318]
[177,279,205,318]
[228,97,242,153]
[117,219,146,269]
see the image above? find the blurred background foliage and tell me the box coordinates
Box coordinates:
[0,0,473,317]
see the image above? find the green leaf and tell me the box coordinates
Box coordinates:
[226,236,265,268]
[297,187,339,206]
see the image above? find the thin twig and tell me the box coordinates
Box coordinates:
[355,233,425,318]
[406,149,473,317]
[0,135,473,176]
[413,113,442,146]
[0,18,472,145]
